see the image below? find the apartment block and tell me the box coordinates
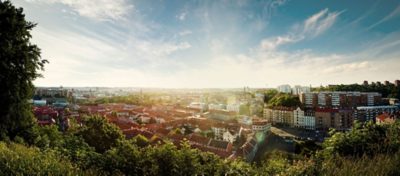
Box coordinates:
[355,105,399,122]
[301,91,382,108]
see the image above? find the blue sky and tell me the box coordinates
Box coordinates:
[11,0,400,88]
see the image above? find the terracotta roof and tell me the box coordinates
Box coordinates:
[208,139,230,150]
[189,134,211,146]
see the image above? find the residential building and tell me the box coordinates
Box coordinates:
[303,111,316,130]
[292,85,311,95]
[252,120,271,133]
[293,107,304,128]
[264,107,294,126]
[277,84,291,94]
[226,103,240,113]
[301,91,382,108]
[355,105,399,122]
[376,113,396,125]
[208,103,226,111]
[188,102,207,112]
[314,108,353,131]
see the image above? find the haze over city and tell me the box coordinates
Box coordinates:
[12,0,400,88]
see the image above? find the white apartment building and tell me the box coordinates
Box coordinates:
[188,102,207,111]
[226,103,240,113]
[293,107,304,128]
[292,85,311,95]
[277,84,292,93]
[293,107,315,130]
[208,103,226,111]
[252,121,271,133]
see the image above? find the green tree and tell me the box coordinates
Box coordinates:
[0,0,47,141]
[78,116,124,153]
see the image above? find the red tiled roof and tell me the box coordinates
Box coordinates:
[189,134,210,146]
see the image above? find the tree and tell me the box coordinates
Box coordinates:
[78,116,124,153]
[0,1,47,141]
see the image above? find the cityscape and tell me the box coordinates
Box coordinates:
[32,80,400,161]
[2,0,400,175]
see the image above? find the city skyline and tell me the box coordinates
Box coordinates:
[12,0,400,88]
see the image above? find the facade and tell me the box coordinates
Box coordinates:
[222,131,237,143]
[303,111,316,130]
[301,91,382,108]
[314,108,353,131]
[252,120,271,133]
[292,85,311,95]
[188,102,207,112]
[355,106,399,122]
[293,107,304,128]
[208,103,226,111]
[226,103,240,113]
[264,107,294,126]
[293,108,316,130]
[277,84,292,94]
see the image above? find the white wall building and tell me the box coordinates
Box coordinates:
[277,84,292,93]
[208,103,226,111]
[292,85,311,95]
[293,107,304,128]
[252,121,271,133]
[226,103,240,113]
[222,131,237,143]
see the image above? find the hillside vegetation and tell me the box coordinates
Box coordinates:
[1,1,400,175]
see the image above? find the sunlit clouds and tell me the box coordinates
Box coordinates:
[11,0,400,88]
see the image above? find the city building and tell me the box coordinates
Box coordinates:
[293,107,304,128]
[303,111,316,130]
[300,91,382,108]
[252,120,271,133]
[277,84,291,94]
[314,108,353,131]
[292,85,311,95]
[264,107,294,126]
[376,113,396,125]
[226,103,240,113]
[208,103,226,111]
[355,106,399,122]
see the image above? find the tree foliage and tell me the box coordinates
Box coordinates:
[315,83,400,98]
[77,116,124,153]
[0,0,47,141]
[267,93,301,107]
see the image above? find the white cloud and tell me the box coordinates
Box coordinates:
[260,8,341,51]
[177,11,187,21]
[260,35,302,51]
[322,61,370,74]
[303,8,342,37]
[179,30,192,36]
[26,0,133,21]
[367,5,400,30]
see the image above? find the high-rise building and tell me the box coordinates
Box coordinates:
[300,91,382,108]
[277,84,291,93]
[292,85,311,95]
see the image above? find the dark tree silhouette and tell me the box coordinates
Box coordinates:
[0,0,47,140]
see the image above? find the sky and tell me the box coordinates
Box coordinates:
[11,0,400,88]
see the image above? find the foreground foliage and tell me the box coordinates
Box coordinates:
[1,117,399,175]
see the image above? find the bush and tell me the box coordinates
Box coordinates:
[0,142,82,175]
